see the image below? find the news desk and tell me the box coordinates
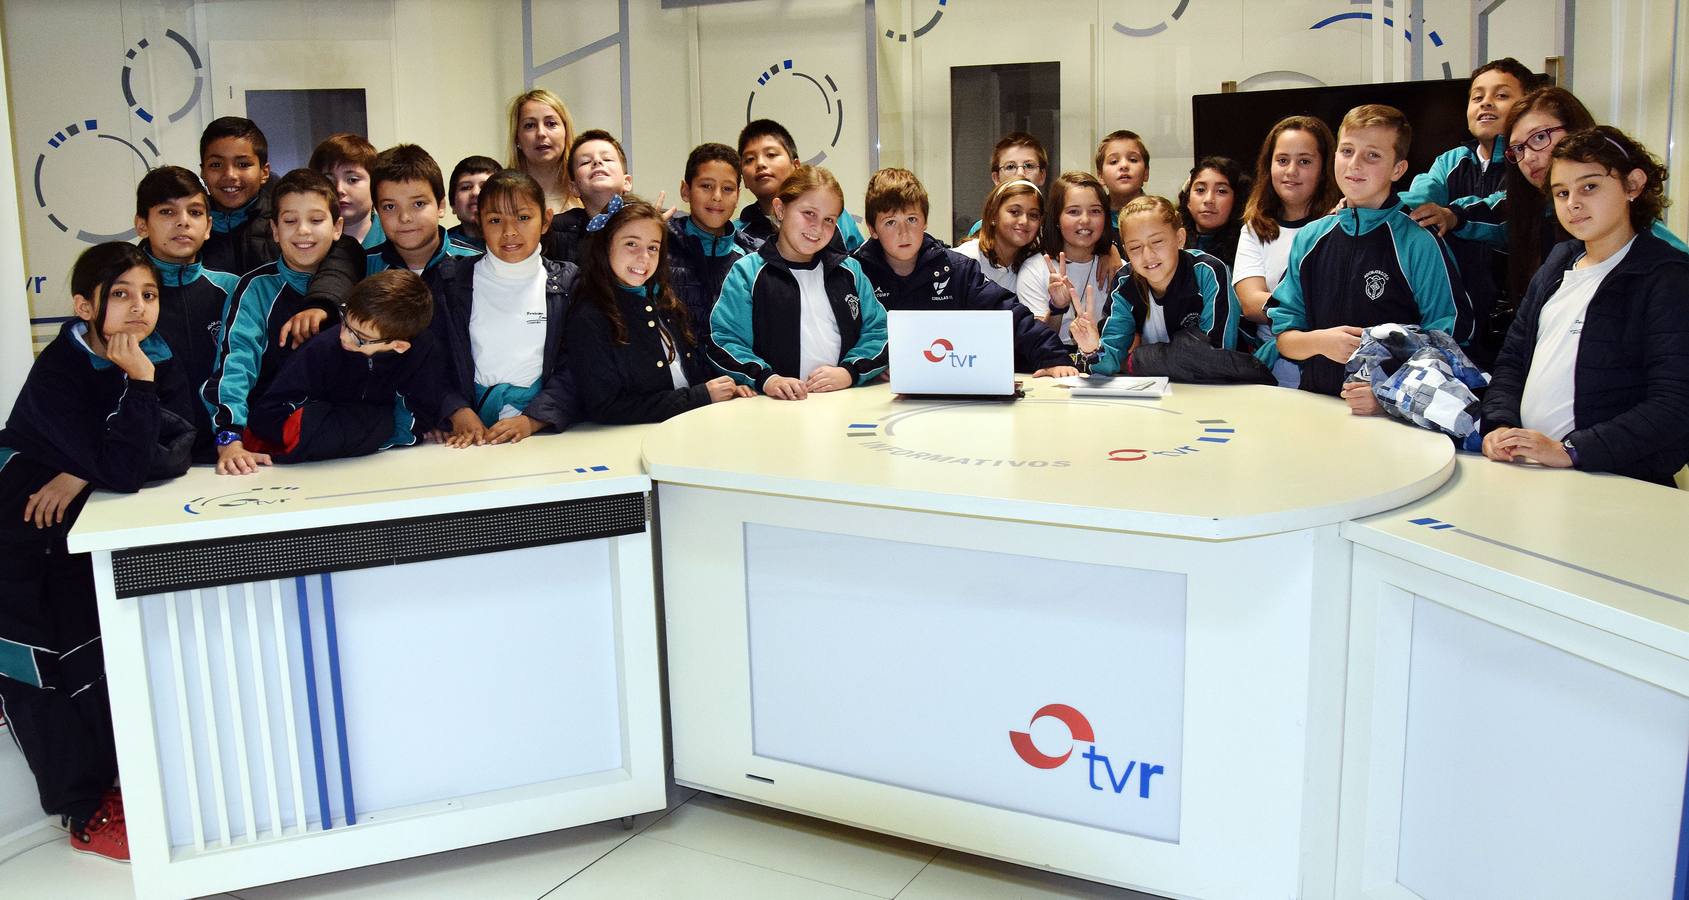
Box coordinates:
[67,425,667,900]
[68,380,1689,900]
[644,380,1689,900]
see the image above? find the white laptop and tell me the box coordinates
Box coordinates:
[887,309,1017,399]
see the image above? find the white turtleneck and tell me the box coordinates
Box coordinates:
[470,249,549,410]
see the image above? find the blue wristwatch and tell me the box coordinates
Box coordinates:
[216,429,241,447]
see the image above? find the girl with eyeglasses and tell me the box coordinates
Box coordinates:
[1480,127,1689,486]
[1446,86,1686,345]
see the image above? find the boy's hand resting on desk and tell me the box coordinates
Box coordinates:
[24,472,89,528]
[763,375,808,401]
[103,332,155,382]
[1482,428,1573,468]
[1340,380,1383,416]
[279,309,329,349]
[484,414,541,445]
[806,366,852,393]
[704,376,754,402]
[444,408,488,448]
[216,440,272,475]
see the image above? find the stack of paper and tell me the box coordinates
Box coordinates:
[1055,375,1172,398]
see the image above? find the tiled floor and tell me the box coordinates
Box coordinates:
[0,783,1165,899]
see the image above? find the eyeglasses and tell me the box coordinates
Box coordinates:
[343,323,391,348]
[995,162,1045,175]
[1504,125,1566,164]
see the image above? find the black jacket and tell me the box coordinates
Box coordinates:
[0,321,195,497]
[1482,231,1689,485]
[202,181,364,308]
[146,252,241,459]
[852,235,1071,372]
[667,214,757,341]
[427,254,582,431]
[541,207,588,265]
[566,285,716,424]
[249,325,450,461]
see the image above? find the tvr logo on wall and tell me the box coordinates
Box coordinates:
[923,338,976,367]
[1008,703,1165,798]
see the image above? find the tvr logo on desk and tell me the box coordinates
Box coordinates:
[1008,703,1165,799]
[923,338,976,367]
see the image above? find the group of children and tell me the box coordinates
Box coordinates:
[4,62,1689,861]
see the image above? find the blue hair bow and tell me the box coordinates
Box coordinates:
[586,193,625,232]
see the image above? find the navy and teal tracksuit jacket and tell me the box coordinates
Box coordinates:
[249,324,450,462]
[1267,194,1473,397]
[1090,249,1244,376]
[426,255,582,431]
[708,242,888,390]
[1481,231,1689,486]
[203,182,365,303]
[146,252,240,457]
[364,226,480,276]
[852,234,1070,373]
[736,202,867,253]
[0,321,196,502]
[667,214,757,341]
[203,259,342,435]
[1400,138,1510,341]
[445,223,484,253]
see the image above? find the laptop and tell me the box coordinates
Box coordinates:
[887,309,1019,400]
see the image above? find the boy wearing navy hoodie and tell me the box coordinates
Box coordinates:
[250,270,447,461]
[851,168,1076,377]
[1270,104,1473,406]
[668,142,758,340]
[133,165,240,458]
[0,243,195,862]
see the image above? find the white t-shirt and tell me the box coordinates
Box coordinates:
[1520,237,1635,439]
[1016,253,1103,345]
[1142,293,1170,344]
[954,239,1017,292]
[470,249,549,419]
[659,323,690,390]
[1235,219,1308,344]
[791,262,841,379]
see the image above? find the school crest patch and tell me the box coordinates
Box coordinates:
[1363,269,1389,301]
[845,293,860,318]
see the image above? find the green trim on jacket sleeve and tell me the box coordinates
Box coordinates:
[841,258,889,383]
[706,254,775,389]
[1399,145,1463,208]
[1392,218,1463,340]
[1268,219,1334,336]
[1095,273,1136,376]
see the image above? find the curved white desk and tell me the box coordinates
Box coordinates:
[645,382,1456,900]
[68,426,667,900]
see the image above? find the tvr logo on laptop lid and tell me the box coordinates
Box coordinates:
[923,338,976,367]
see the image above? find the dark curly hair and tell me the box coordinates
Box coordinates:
[574,195,694,348]
[1548,126,1670,236]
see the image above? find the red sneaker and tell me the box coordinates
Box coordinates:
[69,793,129,863]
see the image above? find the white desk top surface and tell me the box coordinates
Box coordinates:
[642,381,1455,539]
[68,424,655,553]
[1346,454,1689,653]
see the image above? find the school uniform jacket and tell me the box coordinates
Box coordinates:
[1092,248,1244,376]
[445,224,485,253]
[852,235,1070,372]
[203,182,364,301]
[364,226,480,276]
[147,251,240,416]
[1400,137,1512,344]
[1481,231,1689,485]
[708,241,889,390]
[566,286,716,424]
[541,207,588,264]
[248,324,450,462]
[736,203,868,254]
[203,259,342,434]
[667,214,757,341]
[0,321,195,500]
[1267,194,1473,397]
[427,254,582,431]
